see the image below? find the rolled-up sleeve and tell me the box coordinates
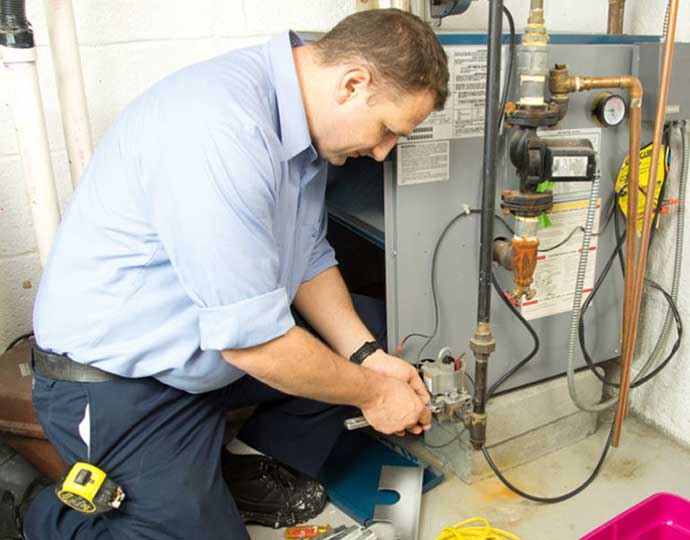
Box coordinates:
[142,111,294,351]
[303,204,338,282]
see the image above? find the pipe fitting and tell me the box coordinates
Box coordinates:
[549,64,571,95]
[0,0,34,48]
[470,323,496,356]
[493,238,513,271]
[469,412,487,449]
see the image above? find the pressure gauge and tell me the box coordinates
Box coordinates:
[592,92,627,127]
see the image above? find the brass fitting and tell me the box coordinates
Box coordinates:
[469,322,496,355]
[512,236,539,301]
[549,64,571,95]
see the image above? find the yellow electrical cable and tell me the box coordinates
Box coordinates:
[436,518,521,540]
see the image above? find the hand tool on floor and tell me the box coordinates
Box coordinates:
[285,525,332,539]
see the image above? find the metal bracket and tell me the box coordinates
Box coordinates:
[372,466,423,540]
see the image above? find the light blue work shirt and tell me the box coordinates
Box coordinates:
[33,31,337,393]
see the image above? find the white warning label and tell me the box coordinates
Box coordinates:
[400,46,506,143]
[520,200,601,321]
[397,140,450,186]
[537,127,602,201]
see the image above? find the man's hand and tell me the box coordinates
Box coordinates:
[360,372,431,436]
[361,350,430,406]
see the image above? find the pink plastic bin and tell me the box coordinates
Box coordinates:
[581,493,690,540]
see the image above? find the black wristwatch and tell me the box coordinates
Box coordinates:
[350,341,382,364]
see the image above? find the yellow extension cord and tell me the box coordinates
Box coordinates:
[436,518,521,540]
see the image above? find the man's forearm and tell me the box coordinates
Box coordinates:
[222,325,379,408]
[293,267,375,358]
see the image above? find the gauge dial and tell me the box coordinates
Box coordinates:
[593,92,627,127]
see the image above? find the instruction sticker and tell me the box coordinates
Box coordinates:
[397,140,450,186]
[520,199,601,321]
[401,46,507,142]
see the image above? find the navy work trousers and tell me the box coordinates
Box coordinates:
[25,295,386,540]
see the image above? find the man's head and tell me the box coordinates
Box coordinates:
[295,9,449,165]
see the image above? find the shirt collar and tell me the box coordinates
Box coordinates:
[266,31,318,163]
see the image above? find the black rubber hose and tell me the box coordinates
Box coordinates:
[0,0,34,48]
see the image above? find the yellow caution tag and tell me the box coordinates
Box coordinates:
[615,143,668,234]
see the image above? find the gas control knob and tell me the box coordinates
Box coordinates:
[592,91,627,127]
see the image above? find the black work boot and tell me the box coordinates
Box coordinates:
[221,450,327,529]
[0,444,49,540]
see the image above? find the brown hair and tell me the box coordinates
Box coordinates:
[313,9,449,111]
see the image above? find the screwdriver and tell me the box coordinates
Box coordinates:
[344,402,440,430]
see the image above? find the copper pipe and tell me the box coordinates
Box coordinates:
[549,66,644,424]
[607,0,625,35]
[569,79,642,431]
[613,0,680,447]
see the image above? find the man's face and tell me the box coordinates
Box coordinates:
[319,85,436,166]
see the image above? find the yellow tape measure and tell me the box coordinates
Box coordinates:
[56,462,125,513]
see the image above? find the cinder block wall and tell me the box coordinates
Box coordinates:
[1,0,688,442]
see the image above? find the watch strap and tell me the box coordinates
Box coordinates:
[350,341,382,364]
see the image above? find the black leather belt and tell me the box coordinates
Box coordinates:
[31,346,121,383]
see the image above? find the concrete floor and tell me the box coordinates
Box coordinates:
[247,416,690,539]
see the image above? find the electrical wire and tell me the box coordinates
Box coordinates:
[487,272,539,397]
[498,5,516,137]
[416,208,481,362]
[437,518,520,540]
[538,226,585,252]
[579,230,683,389]
[424,427,467,449]
[580,130,683,389]
[482,424,615,504]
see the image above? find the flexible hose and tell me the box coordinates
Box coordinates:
[640,122,687,376]
[566,175,621,412]
[663,0,671,40]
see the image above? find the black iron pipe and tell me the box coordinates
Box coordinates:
[469,0,503,448]
[476,0,503,324]
[0,0,34,48]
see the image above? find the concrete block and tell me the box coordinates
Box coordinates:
[471,410,599,480]
[243,0,354,35]
[0,158,39,256]
[0,153,70,258]
[0,254,41,353]
[485,369,603,446]
[80,40,222,143]
[72,0,243,45]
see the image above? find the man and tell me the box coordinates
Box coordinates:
[25,8,449,540]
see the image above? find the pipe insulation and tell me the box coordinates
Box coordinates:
[1,0,61,266]
[2,47,61,266]
[43,0,93,187]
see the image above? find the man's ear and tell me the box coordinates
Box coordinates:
[335,65,373,105]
